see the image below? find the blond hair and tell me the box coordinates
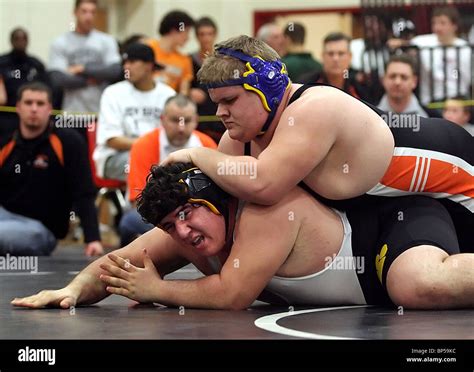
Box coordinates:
[197,35,280,84]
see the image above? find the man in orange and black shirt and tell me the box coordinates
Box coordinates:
[0,82,103,256]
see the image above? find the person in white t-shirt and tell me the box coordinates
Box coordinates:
[409,7,471,105]
[93,43,176,181]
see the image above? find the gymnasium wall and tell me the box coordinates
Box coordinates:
[0,0,359,63]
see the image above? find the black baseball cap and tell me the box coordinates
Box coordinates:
[122,43,164,70]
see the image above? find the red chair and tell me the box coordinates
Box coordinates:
[86,123,127,211]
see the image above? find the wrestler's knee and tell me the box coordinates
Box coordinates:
[386,245,450,309]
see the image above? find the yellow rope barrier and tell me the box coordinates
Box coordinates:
[3,101,471,121]
[0,106,222,122]
[426,100,474,110]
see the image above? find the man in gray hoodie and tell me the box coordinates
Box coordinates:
[49,0,122,115]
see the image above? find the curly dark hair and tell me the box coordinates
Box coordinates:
[136,162,193,226]
[159,10,195,36]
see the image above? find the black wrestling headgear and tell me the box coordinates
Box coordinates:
[176,167,230,218]
[156,167,232,233]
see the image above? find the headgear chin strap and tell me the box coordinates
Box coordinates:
[205,47,290,134]
[175,167,232,235]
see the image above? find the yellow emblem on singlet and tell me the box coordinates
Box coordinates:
[375,244,388,284]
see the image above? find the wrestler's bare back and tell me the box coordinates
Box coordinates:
[226,84,395,201]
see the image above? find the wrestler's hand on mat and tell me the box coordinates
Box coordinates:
[85,240,105,257]
[11,288,78,309]
[161,148,194,166]
[99,250,162,303]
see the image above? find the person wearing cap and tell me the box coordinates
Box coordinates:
[93,43,176,181]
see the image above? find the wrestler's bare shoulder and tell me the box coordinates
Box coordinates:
[286,84,384,131]
[284,85,395,200]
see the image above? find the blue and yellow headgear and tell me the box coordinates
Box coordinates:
[205,47,290,134]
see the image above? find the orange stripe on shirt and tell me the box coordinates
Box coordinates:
[0,139,16,167]
[49,134,64,166]
[380,155,473,197]
[379,155,418,191]
[423,159,473,197]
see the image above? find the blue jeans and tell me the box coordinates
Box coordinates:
[0,206,57,256]
[104,151,129,181]
[119,208,154,246]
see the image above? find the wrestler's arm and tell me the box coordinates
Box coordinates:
[186,93,338,205]
[11,228,188,308]
[142,194,300,310]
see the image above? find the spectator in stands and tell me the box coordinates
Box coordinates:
[350,15,392,104]
[0,28,48,138]
[93,43,176,182]
[147,10,195,95]
[391,18,417,43]
[386,18,418,62]
[49,0,122,115]
[442,96,474,136]
[351,15,392,77]
[391,7,471,105]
[189,17,224,144]
[0,28,48,107]
[256,23,286,57]
[119,95,216,246]
[300,32,368,100]
[386,17,417,53]
[282,22,322,82]
[0,82,103,256]
[412,7,471,104]
[120,34,147,54]
[378,54,440,118]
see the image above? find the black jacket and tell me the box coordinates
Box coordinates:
[0,51,48,106]
[0,125,100,242]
